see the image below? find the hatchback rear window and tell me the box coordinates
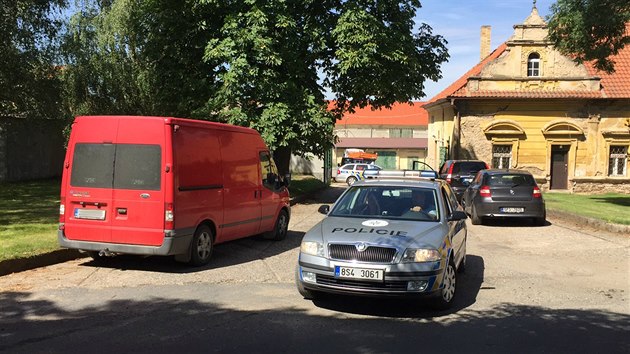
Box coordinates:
[71,143,161,190]
[452,162,486,174]
[487,174,535,187]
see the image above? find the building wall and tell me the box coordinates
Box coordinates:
[0,118,66,182]
[456,100,630,192]
[290,153,324,180]
[426,105,456,170]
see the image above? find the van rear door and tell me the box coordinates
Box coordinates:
[110,118,165,246]
[64,119,118,243]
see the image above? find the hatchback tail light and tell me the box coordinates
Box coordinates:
[479,185,491,198]
[165,203,174,229]
[59,196,65,223]
[533,186,542,198]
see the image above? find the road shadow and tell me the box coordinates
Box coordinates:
[310,255,485,318]
[1,289,627,353]
[76,230,306,274]
[478,217,552,227]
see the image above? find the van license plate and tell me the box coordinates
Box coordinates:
[74,208,106,220]
[500,207,524,213]
[335,266,384,281]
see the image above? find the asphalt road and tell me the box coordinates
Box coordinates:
[1,184,628,353]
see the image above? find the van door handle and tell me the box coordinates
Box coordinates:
[254,191,258,198]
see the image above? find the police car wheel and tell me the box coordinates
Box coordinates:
[346,176,357,186]
[432,259,457,310]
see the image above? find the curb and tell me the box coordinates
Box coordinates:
[0,249,86,277]
[546,209,630,234]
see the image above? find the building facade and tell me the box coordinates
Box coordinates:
[333,102,428,170]
[425,6,630,193]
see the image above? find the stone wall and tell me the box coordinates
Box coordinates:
[0,118,66,182]
[570,178,630,194]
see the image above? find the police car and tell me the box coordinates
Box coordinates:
[336,163,382,186]
[295,175,467,309]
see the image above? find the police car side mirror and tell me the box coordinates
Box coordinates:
[448,210,467,221]
[318,205,330,214]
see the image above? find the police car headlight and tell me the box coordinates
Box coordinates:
[300,241,324,257]
[402,248,441,263]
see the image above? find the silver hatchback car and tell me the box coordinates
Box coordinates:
[296,177,468,309]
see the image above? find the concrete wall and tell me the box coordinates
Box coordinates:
[290,153,324,180]
[0,118,66,182]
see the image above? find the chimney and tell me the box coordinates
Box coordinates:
[480,25,491,61]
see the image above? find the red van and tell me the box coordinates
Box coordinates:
[58,116,290,266]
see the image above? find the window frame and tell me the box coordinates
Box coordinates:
[527,53,541,77]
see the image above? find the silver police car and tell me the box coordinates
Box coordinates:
[296,177,468,309]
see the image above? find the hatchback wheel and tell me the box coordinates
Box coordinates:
[471,205,482,225]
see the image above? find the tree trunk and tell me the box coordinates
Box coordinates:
[273,146,292,177]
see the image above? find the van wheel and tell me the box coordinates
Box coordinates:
[190,225,213,266]
[265,210,289,241]
[346,176,357,186]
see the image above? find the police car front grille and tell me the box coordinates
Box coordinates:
[328,244,396,263]
[316,275,408,291]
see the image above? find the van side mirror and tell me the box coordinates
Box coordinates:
[284,173,291,187]
[318,205,330,214]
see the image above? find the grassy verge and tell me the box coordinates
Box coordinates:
[0,179,61,262]
[543,192,630,225]
[288,175,328,198]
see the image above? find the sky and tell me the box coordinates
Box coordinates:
[416,0,555,100]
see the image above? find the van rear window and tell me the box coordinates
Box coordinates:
[71,143,161,190]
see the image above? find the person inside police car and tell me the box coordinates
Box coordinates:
[359,190,381,216]
[409,189,437,219]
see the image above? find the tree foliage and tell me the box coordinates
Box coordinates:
[204,0,448,173]
[61,0,448,174]
[0,0,66,119]
[547,0,630,73]
[61,0,219,117]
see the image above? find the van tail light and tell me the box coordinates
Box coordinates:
[59,197,65,223]
[533,186,542,198]
[479,186,491,198]
[446,164,454,183]
[165,203,174,229]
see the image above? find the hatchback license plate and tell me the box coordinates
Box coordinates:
[500,207,524,213]
[74,208,106,220]
[335,266,384,281]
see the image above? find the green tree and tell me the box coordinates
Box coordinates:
[547,0,630,73]
[205,0,448,174]
[61,0,219,117]
[0,0,66,119]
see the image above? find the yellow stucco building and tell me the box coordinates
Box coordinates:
[425,6,630,193]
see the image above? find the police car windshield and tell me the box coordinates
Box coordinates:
[330,186,440,222]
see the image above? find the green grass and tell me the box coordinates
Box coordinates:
[0,179,61,262]
[288,175,328,197]
[543,192,630,225]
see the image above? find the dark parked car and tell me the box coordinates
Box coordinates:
[461,169,546,226]
[439,160,489,202]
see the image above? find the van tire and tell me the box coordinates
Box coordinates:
[189,225,213,266]
[265,210,289,241]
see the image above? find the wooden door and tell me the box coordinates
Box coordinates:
[550,146,568,190]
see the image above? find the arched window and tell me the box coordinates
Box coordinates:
[527,53,540,77]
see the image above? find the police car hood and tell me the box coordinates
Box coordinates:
[309,216,446,249]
